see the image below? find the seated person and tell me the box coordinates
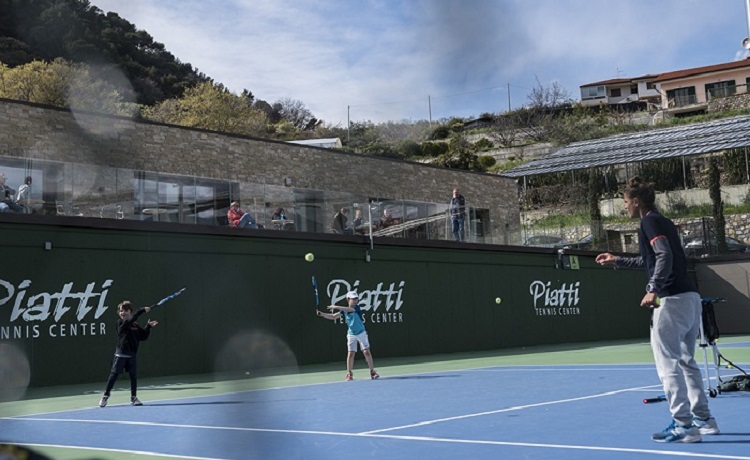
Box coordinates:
[0,172,23,213]
[332,207,353,234]
[378,208,396,229]
[227,201,258,229]
[352,209,366,234]
[272,207,294,230]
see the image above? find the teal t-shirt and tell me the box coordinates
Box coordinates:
[342,305,365,335]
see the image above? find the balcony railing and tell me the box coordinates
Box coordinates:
[669,94,698,108]
[0,155,492,244]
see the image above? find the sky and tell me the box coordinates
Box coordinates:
[90,0,750,126]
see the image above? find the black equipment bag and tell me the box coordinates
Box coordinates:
[701,300,720,344]
[718,375,750,392]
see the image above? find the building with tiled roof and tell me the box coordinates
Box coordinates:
[579,58,750,115]
[654,57,750,114]
[579,75,660,107]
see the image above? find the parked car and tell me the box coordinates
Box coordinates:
[523,235,570,248]
[569,234,593,250]
[568,234,618,251]
[683,235,749,258]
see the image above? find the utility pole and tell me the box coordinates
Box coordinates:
[507,83,511,112]
[744,0,750,49]
[428,95,432,126]
[347,105,350,144]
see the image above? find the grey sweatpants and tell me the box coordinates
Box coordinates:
[650,291,713,426]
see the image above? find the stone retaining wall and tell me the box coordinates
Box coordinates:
[0,98,520,244]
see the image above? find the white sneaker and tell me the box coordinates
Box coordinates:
[98,395,109,408]
[693,417,720,435]
[652,420,702,443]
[131,396,143,406]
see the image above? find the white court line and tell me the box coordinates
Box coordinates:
[362,384,661,434]
[7,442,222,460]
[5,417,750,460]
[471,366,658,372]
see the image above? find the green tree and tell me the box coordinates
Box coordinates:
[2,0,207,104]
[474,138,494,152]
[428,125,451,140]
[141,81,269,136]
[0,58,134,115]
[361,141,402,159]
[436,134,480,170]
[253,99,280,123]
[395,139,421,158]
[478,155,496,170]
[420,141,449,158]
[346,120,381,151]
[0,37,37,66]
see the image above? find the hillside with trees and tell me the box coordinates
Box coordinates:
[0,0,206,103]
[0,0,506,167]
[3,0,750,188]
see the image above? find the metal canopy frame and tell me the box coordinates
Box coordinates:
[501,115,750,178]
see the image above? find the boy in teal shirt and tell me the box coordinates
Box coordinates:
[317,291,379,381]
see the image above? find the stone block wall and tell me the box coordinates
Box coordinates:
[707,91,750,112]
[0,98,520,244]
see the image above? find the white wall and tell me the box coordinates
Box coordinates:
[600,184,750,217]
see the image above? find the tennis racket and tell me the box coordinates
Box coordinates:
[643,395,666,404]
[312,276,321,315]
[149,287,187,309]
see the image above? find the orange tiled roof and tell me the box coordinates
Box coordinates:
[581,73,658,88]
[580,78,632,87]
[653,58,750,83]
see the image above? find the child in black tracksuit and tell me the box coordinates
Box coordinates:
[99,300,158,407]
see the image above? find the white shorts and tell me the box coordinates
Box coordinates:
[346,331,370,352]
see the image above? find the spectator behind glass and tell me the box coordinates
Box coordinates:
[449,188,466,242]
[352,209,363,227]
[332,207,353,234]
[379,208,395,229]
[272,207,294,230]
[15,176,32,212]
[352,209,366,234]
[0,172,23,213]
[227,201,258,229]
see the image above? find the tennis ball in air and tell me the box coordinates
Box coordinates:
[305,253,315,262]
[495,297,502,304]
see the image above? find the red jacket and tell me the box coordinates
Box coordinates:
[227,208,244,227]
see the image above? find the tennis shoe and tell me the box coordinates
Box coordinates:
[98,395,108,408]
[693,417,720,435]
[345,372,353,381]
[652,420,701,443]
[131,396,143,406]
[370,370,379,380]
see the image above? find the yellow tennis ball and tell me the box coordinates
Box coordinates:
[305,253,314,262]
[495,297,502,304]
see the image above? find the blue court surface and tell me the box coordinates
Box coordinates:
[1,341,749,460]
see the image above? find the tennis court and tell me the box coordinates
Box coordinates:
[2,338,749,460]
